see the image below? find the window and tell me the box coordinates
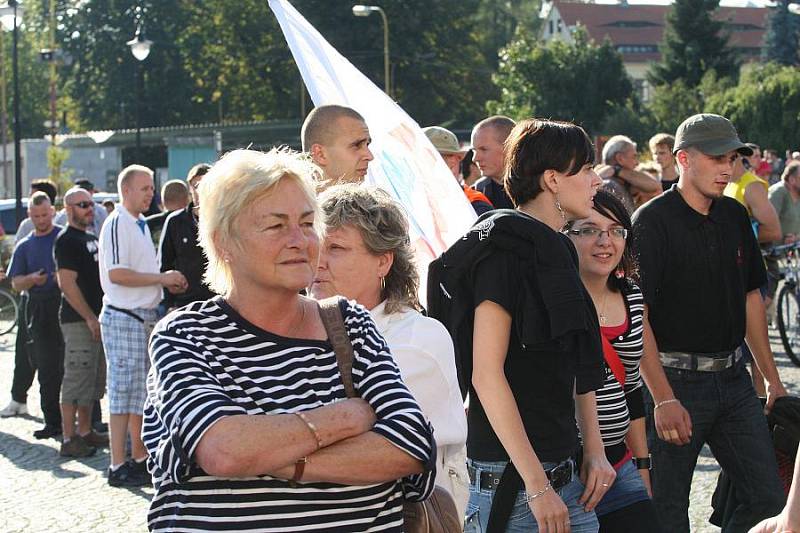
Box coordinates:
[549,20,554,35]
[602,20,660,28]
[616,44,659,54]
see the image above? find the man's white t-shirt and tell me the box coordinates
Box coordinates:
[98,205,161,310]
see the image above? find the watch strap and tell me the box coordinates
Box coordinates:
[633,455,652,470]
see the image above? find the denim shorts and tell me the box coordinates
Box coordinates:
[594,459,650,517]
[464,458,599,533]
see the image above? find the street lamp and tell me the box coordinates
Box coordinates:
[352,4,390,97]
[0,0,23,227]
[127,18,151,162]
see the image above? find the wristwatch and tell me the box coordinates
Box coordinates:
[632,455,652,470]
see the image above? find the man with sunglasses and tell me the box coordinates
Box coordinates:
[54,187,108,457]
[632,114,786,532]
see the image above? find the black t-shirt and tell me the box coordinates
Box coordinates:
[631,187,766,353]
[54,226,103,324]
[159,205,215,308]
[474,177,514,210]
[467,232,603,462]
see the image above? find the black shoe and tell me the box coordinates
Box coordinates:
[108,461,148,487]
[33,425,62,440]
[130,457,149,477]
[92,421,109,434]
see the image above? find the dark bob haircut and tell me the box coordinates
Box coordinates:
[567,189,639,291]
[504,118,595,207]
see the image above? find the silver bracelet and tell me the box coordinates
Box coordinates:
[524,481,552,503]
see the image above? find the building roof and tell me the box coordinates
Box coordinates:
[548,1,768,62]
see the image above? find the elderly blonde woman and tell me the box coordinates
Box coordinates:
[311,184,469,517]
[141,148,435,532]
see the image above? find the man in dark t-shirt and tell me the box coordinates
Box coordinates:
[54,187,108,457]
[7,192,64,439]
[632,114,786,531]
[471,116,516,210]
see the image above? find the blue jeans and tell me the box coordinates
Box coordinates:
[645,361,784,532]
[594,459,650,517]
[464,459,599,533]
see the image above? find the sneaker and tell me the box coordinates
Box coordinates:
[108,461,149,487]
[59,435,97,458]
[0,400,28,418]
[130,457,149,478]
[33,425,62,440]
[81,430,109,448]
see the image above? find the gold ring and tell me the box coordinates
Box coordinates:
[601,483,609,487]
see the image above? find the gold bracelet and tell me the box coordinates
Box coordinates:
[295,412,323,450]
[654,398,679,410]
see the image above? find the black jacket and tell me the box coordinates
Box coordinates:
[159,204,216,308]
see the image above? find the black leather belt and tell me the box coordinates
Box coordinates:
[468,458,575,492]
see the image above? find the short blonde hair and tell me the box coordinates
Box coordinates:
[117,164,153,196]
[318,184,419,313]
[198,148,322,295]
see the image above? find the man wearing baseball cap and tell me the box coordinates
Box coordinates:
[632,114,786,531]
[423,126,493,215]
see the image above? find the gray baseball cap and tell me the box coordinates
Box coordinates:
[673,114,753,156]
[423,126,465,155]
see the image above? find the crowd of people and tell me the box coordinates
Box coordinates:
[0,105,798,533]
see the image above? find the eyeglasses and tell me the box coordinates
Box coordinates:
[69,201,94,209]
[567,227,628,240]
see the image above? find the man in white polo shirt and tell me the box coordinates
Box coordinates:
[98,164,187,487]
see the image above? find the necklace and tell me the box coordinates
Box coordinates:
[597,290,610,325]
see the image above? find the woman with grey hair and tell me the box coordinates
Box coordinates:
[141,148,435,532]
[311,184,469,518]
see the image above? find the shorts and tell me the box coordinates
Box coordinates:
[100,306,158,415]
[594,458,651,517]
[60,322,106,405]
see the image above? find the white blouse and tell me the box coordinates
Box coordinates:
[370,301,469,515]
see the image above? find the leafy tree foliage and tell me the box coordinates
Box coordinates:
[763,0,800,66]
[488,27,632,135]
[649,0,739,87]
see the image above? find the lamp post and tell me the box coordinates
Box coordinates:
[0,1,22,226]
[352,4,390,97]
[127,13,151,163]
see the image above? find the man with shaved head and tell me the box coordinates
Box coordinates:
[55,186,108,457]
[301,104,374,185]
[471,115,516,209]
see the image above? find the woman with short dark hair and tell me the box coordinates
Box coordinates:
[443,118,615,532]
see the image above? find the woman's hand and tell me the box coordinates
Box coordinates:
[530,488,570,533]
[336,398,377,435]
[578,452,616,512]
[748,511,799,533]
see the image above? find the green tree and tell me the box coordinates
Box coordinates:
[705,63,800,153]
[488,27,633,135]
[763,0,800,66]
[649,0,739,88]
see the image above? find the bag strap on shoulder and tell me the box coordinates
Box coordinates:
[317,296,357,398]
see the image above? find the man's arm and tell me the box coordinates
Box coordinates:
[617,167,661,193]
[56,268,101,340]
[639,305,693,445]
[745,182,782,243]
[11,271,47,292]
[744,289,786,410]
[108,267,186,291]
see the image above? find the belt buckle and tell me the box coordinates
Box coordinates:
[547,460,572,491]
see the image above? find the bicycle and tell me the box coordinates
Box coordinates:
[0,285,17,336]
[771,241,800,366]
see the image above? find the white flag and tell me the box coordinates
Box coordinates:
[268,0,477,302]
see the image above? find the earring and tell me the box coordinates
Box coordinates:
[380,276,386,291]
[614,266,625,279]
[554,195,567,228]
[223,256,231,264]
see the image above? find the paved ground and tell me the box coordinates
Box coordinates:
[0,325,797,532]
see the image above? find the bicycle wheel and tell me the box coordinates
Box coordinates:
[777,283,800,367]
[0,288,18,336]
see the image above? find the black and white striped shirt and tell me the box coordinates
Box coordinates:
[142,297,436,532]
[596,285,646,447]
